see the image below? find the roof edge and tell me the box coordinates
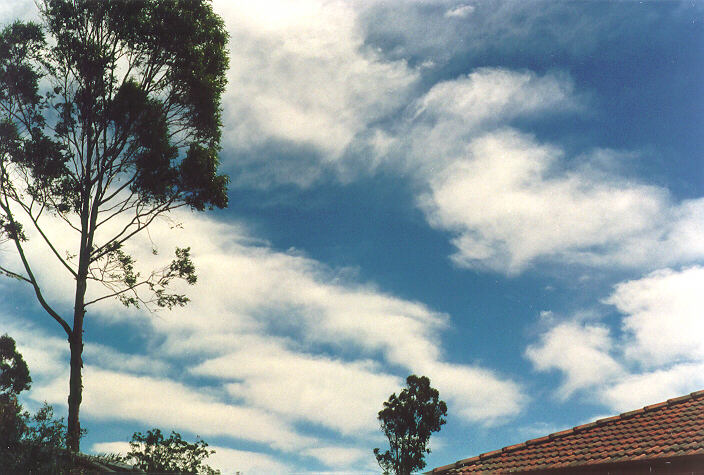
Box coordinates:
[434,389,704,473]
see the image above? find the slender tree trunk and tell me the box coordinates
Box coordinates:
[67,168,92,451]
[67,272,87,452]
[67,323,83,452]
[67,81,96,452]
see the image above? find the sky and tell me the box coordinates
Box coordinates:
[1,0,703,473]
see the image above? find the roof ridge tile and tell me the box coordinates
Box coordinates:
[644,401,668,411]
[525,435,550,445]
[667,394,692,405]
[596,415,620,425]
[619,408,645,419]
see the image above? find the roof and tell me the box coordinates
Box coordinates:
[433,389,704,474]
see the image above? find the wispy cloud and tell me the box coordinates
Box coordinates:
[91,441,290,475]
[1,210,524,469]
[213,0,418,186]
[359,0,662,68]
[395,69,704,274]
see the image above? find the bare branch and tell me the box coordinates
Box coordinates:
[0,192,71,337]
[0,264,31,283]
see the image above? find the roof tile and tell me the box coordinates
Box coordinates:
[433,390,704,474]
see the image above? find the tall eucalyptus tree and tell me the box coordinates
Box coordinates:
[0,0,229,451]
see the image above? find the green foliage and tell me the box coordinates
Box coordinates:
[0,335,77,473]
[6,402,78,473]
[124,428,220,474]
[373,375,448,475]
[0,0,230,451]
[0,0,230,310]
[0,333,31,395]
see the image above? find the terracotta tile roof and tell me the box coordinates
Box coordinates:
[432,390,704,474]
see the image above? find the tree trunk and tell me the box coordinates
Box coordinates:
[67,323,83,452]
[67,256,89,452]
[68,106,94,452]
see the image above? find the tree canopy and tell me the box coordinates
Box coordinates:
[374,374,448,475]
[0,334,77,472]
[0,333,31,396]
[124,428,220,474]
[0,0,229,451]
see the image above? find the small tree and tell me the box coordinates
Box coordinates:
[373,375,448,475]
[125,428,220,475]
[0,334,76,472]
[0,0,229,451]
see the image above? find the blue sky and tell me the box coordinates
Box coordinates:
[1,0,704,473]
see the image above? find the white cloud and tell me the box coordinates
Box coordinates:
[0,0,36,21]
[334,65,704,275]
[91,441,130,456]
[600,363,704,413]
[372,67,702,274]
[35,367,315,452]
[605,266,704,366]
[212,0,418,185]
[416,361,525,424]
[418,129,704,273]
[397,69,580,178]
[445,5,475,18]
[83,213,525,430]
[0,313,68,385]
[412,68,577,131]
[83,343,171,377]
[91,442,290,475]
[528,267,704,413]
[208,446,291,475]
[0,210,525,465]
[192,336,401,435]
[302,446,371,470]
[525,320,623,399]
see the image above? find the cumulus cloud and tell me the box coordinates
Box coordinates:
[525,319,623,399]
[527,267,704,413]
[605,266,704,366]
